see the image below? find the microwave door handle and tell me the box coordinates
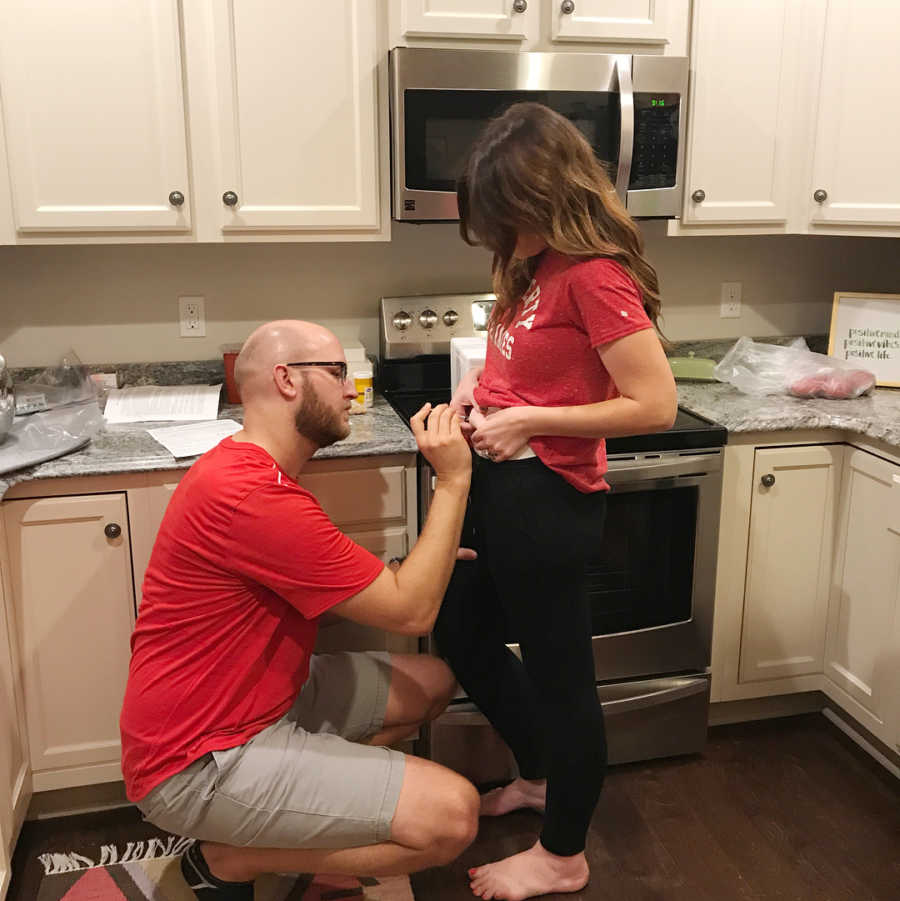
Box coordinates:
[614,56,634,205]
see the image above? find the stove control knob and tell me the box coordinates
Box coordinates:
[442,309,459,327]
[392,311,412,331]
[419,309,439,329]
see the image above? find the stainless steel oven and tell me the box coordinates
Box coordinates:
[390,47,689,222]
[379,294,726,780]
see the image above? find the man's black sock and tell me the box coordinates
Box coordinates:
[180,842,254,900]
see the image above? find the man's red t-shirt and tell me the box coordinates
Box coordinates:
[120,438,384,802]
[473,251,654,493]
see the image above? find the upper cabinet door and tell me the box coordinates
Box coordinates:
[682,0,801,225]
[207,0,380,232]
[808,0,900,227]
[401,0,538,40]
[0,0,191,233]
[552,0,670,44]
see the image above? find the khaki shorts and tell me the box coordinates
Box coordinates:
[137,651,405,849]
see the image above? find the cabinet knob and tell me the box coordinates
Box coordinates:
[691,189,706,203]
[813,189,828,203]
[168,190,185,207]
[222,191,239,207]
[513,0,528,11]
[104,522,122,539]
[561,0,575,13]
[760,474,775,488]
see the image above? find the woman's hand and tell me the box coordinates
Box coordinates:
[469,406,534,462]
[449,366,484,438]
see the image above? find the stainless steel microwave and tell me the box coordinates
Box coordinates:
[390,47,688,222]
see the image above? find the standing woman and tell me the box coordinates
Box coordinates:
[435,102,677,901]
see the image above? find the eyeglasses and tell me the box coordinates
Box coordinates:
[283,361,348,383]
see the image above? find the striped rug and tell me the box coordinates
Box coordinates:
[36,838,415,900]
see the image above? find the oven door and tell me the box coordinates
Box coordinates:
[422,449,722,681]
[580,449,723,681]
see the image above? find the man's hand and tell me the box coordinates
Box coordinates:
[410,403,471,486]
[449,366,483,439]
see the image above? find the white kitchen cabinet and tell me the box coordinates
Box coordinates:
[0,518,30,901]
[823,448,900,746]
[681,0,806,227]
[0,0,387,243]
[0,0,192,234]
[675,0,900,237]
[739,445,843,683]
[197,0,382,235]
[551,0,671,44]
[0,108,13,245]
[400,0,538,41]
[0,453,417,796]
[127,475,184,611]
[807,0,900,229]
[316,526,417,656]
[2,494,135,791]
[710,431,846,702]
[398,0,677,46]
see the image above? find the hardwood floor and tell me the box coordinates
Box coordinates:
[9,714,900,900]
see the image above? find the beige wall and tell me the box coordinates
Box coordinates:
[1,222,897,366]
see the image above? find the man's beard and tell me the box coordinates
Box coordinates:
[294,384,349,447]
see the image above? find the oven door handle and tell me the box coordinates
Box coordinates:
[614,55,634,205]
[601,676,708,715]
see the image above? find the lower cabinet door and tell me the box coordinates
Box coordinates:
[739,445,843,683]
[824,449,900,743]
[3,494,135,788]
[314,527,416,655]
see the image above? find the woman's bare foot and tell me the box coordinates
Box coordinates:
[479,778,546,816]
[468,840,589,900]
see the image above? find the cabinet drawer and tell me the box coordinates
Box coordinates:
[299,467,407,527]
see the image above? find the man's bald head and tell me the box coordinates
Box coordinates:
[234,320,343,402]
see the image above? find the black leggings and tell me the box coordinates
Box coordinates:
[434,454,608,856]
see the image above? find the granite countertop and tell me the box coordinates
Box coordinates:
[0,395,417,499]
[678,382,900,448]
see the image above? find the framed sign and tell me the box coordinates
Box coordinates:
[827,292,900,388]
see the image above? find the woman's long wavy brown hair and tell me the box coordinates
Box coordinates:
[457,102,665,338]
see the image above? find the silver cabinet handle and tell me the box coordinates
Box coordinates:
[168,191,184,207]
[761,473,775,488]
[561,0,575,13]
[223,191,239,207]
[813,189,828,203]
[692,189,706,203]
[513,0,528,12]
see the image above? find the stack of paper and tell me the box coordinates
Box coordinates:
[104,385,223,424]
[147,420,242,459]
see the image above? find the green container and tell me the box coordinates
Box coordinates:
[668,353,718,382]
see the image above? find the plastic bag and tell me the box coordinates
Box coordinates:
[714,336,876,399]
[0,399,104,475]
[14,349,97,415]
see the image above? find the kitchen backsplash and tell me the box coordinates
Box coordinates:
[0,221,897,367]
[8,335,830,391]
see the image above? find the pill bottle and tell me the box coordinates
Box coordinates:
[352,362,374,413]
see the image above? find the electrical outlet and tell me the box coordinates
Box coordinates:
[179,296,206,337]
[720,282,742,318]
